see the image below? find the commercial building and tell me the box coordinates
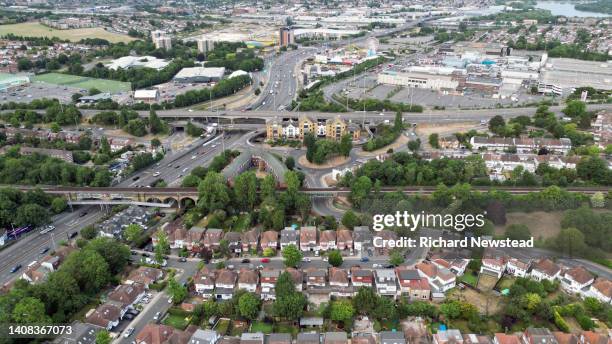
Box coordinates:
[173,67,226,83]
[133,89,160,104]
[105,56,169,71]
[538,58,612,96]
[377,70,459,91]
[279,27,294,47]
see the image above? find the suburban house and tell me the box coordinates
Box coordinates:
[237,269,259,293]
[215,269,237,300]
[204,228,224,251]
[224,231,242,254]
[85,303,122,330]
[286,267,304,291]
[325,332,348,344]
[240,332,264,344]
[241,229,260,253]
[305,268,327,289]
[380,331,406,344]
[269,333,292,344]
[530,258,561,282]
[431,258,469,276]
[194,267,216,298]
[587,278,612,304]
[433,329,464,344]
[580,331,609,344]
[168,227,188,249]
[521,328,557,344]
[125,266,163,288]
[560,266,594,295]
[416,262,456,293]
[351,267,373,287]
[189,329,220,344]
[107,282,146,313]
[375,269,398,297]
[353,226,372,252]
[396,268,431,300]
[280,228,299,249]
[480,256,506,279]
[493,333,522,344]
[506,258,531,278]
[186,227,206,251]
[300,227,319,252]
[319,230,337,251]
[260,268,281,300]
[329,267,353,297]
[260,231,279,251]
[336,229,353,251]
[135,323,197,344]
[297,333,321,344]
[374,230,397,255]
[552,332,579,344]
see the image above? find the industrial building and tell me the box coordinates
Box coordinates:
[105,56,169,71]
[133,89,159,104]
[377,69,459,91]
[538,58,612,96]
[173,67,226,83]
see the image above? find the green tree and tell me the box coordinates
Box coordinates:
[233,171,258,211]
[99,136,111,156]
[273,272,307,320]
[15,203,49,227]
[407,139,421,152]
[353,287,379,314]
[80,225,97,240]
[12,297,51,324]
[95,330,112,344]
[350,176,372,208]
[339,134,353,157]
[86,237,131,274]
[330,299,355,323]
[428,133,439,149]
[389,250,404,266]
[393,111,404,132]
[282,244,302,268]
[328,249,343,267]
[168,277,188,303]
[62,249,111,294]
[341,210,360,229]
[261,174,276,199]
[124,224,143,243]
[151,138,162,148]
[285,156,295,170]
[154,230,170,264]
[563,100,587,118]
[554,227,588,257]
[488,115,506,135]
[51,197,67,213]
[149,110,167,134]
[238,292,261,320]
[197,172,230,213]
[439,300,462,319]
[505,224,531,241]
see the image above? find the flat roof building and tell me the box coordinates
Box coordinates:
[174,67,226,83]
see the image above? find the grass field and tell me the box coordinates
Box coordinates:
[0,22,135,43]
[162,314,191,330]
[32,73,131,94]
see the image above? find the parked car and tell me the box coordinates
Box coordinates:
[360,257,369,262]
[10,264,22,273]
[124,327,135,338]
[241,259,250,263]
[178,257,187,262]
[69,232,78,239]
[124,313,134,320]
[261,258,270,263]
[153,312,161,321]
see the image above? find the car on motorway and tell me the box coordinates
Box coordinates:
[372,264,382,268]
[124,327,135,338]
[39,247,50,255]
[132,176,140,181]
[191,155,197,160]
[153,172,161,177]
[79,211,88,217]
[174,165,180,169]
[182,167,188,173]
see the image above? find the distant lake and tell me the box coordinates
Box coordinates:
[535,1,610,17]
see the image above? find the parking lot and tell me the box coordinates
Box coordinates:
[1,82,78,103]
[113,290,160,339]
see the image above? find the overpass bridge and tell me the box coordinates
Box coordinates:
[14,186,610,208]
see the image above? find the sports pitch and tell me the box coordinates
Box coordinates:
[32,73,132,94]
[0,22,135,43]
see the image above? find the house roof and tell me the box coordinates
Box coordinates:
[328,267,349,284]
[552,332,579,344]
[324,332,347,344]
[194,267,215,285]
[285,268,303,285]
[242,229,259,243]
[396,268,420,281]
[591,278,612,298]
[280,229,298,243]
[336,229,353,243]
[107,282,145,307]
[580,331,609,344]
[216,269,237,285]
[261,231,279,245]
[494,333,521,344]
[238,269,259,284]
[300,227,318,243]
[320,230,336,243]
[532,259,560,276]
[268,333,292,344]
[524,328,556,344]
[565,266,594,284]
[85,303,121,328]
[260,268,281,279]
[224,231,242,242]
[136,324,175,344]
[127,267,162,285]
[353,226,372,242]
[297,332,320,344]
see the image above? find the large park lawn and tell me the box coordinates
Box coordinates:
[0,22,135,43]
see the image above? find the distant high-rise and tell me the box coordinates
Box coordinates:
[197,38,216,54]
[279,27,294,47]
[151,30,172,51]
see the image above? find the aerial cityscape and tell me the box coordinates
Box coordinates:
[0,0,610,343]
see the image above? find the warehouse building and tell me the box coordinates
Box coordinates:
[377,70,459,91]
[538,58,612,96]
[173,67,226,83]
